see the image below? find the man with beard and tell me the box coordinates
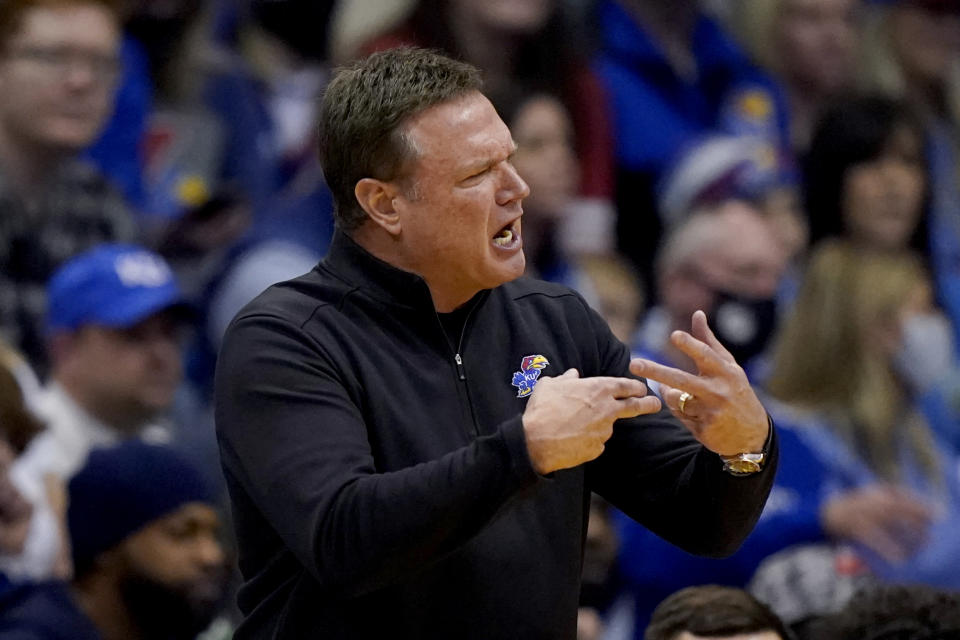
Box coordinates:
[0,439,227,639]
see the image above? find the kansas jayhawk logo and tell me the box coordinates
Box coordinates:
[511,355,549,398]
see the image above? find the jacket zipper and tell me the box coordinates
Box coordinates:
[435,296,480,381]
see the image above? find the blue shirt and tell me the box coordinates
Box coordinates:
[594,0,790,178]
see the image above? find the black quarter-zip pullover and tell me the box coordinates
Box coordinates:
[214,231,777,639]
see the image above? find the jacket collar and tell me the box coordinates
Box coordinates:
[321,228,439,311]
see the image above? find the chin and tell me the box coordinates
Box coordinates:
[44,124,104,151]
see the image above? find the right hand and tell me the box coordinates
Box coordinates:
[522,369,661,474]
[820,485,934,564]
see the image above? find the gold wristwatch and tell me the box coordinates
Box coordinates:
[719,418,772,476]
[719,452,765,476]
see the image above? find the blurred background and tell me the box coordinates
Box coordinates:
[1,1,960,638]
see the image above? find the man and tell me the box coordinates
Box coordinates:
[215,47,776,638]
[818,583,960,640]
[644,585,790,640]
[0,0,135,370]
[3,244,187,581]
[636,200,788,375]
[0,439,227,639]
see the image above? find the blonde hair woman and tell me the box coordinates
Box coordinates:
[765,240,960,587]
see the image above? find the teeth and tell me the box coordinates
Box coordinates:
[494,229,513,246]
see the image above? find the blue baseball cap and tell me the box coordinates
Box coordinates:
[46,244,189,333]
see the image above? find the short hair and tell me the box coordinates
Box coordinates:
[0,0,121,50]
[818,584,960,640]
[318,47,483,231]
[645,585,790,640]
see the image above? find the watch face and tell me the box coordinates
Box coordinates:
[728,459,762,474]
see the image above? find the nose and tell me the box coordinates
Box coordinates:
[63,58,98,90]
[496,162,530,206]
[196,533,226,571]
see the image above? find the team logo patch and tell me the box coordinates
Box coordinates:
[511,355,549,398]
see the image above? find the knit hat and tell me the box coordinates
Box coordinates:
[67,440,214,576]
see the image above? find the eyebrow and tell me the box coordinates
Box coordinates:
[463,142,519,175]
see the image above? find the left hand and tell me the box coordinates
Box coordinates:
[629,310,769,455]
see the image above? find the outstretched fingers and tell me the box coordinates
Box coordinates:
[629,358,710,398]
[690,309,736,363]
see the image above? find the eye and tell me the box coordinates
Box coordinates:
[460,167,489,185]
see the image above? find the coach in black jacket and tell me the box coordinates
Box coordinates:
[215,48,777,639]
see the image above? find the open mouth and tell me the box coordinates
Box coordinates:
[493,219,521,249]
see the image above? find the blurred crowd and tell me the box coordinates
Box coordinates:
[1,0,960,638]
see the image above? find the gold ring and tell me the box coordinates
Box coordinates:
[678,391,693,415]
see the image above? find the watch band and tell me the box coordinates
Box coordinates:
[719,416,773,477]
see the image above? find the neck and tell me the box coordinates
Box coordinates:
[0,125,64,192]
[349,225,477,313]
[55,375,151,435]
[74,577,144,640]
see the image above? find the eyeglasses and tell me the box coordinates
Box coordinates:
[5,45,121,83]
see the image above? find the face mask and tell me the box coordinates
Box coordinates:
[894,312,955,394]
[705,289,778,366]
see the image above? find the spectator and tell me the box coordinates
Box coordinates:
[2,244,189,582]
[731,0,863,152]
[593,0,790,300]
[765,241,960,589]
[0,439,227,639]
[816,583,960,640]
[645,585,791,640]
[579,255,646,346]
[0,355,40,563]
[656,134,807,268]
[635,200,788,375]
[360,0,618,255]
[859,0,960,359]
[804,95,929,255]
[0,0,137,371]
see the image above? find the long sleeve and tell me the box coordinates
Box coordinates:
[581,303,778,558]
[215,313,539,597]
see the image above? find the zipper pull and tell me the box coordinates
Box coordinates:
[454,353,466,381]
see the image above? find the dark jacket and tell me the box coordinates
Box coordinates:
[0,581,102,640]
[214,231,778,639]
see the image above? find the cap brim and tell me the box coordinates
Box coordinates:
[93,286,193,329]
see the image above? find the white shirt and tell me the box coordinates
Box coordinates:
[2,383,165,580]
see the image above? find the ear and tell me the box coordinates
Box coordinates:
[355,178,403,236]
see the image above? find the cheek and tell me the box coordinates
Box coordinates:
[900,169,926,204]
[843,169,879,210]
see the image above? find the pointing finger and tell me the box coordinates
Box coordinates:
[629,358,709,396]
